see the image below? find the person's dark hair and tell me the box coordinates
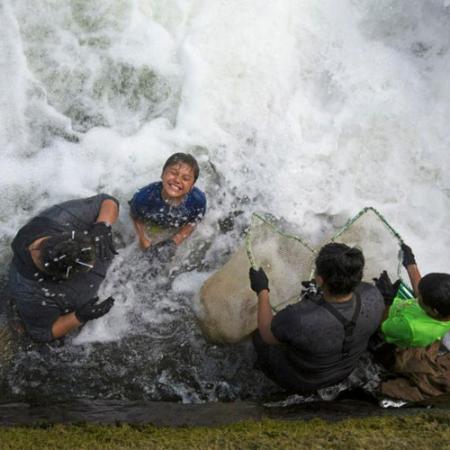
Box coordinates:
[162,153,200,181]
[418,273,450,317]
[40,232,96,279]
[315,243,364,296]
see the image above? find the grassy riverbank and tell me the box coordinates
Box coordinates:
[1,412,449,449]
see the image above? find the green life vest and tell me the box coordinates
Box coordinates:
[382,295,450,348]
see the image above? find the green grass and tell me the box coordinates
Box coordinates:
[1,413,450,449]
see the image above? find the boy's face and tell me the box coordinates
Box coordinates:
[161,162,195,200]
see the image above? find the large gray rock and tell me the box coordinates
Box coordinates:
[199,228,315,343]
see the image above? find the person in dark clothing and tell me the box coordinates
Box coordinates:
[6,194,119,343]
[249,243,384,394]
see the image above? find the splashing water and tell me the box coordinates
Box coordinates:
[1,0,449,403]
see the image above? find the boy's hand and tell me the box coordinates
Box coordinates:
[145,239,177,263]
[373,271,400,306]
[249,267,269,294]
[134,219,151,250]
[401,243,416,267]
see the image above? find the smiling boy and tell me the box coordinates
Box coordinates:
[129,153,206,261]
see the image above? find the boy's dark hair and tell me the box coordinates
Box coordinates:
[418,273,450,317]
[40,232,96,279]
[162,153,200,181]
[315,243,364,296]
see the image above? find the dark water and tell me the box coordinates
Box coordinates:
[1,278,450,425]
[0,207,286,422]
[1,243,448,423]
[0,302,281,405]
[0,244,283,405]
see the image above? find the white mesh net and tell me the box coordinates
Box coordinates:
[200,207,406,343]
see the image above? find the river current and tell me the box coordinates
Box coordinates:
[0,1,449,405]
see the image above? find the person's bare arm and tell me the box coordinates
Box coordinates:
[406,264,422,296]
[51,313,82,339]
[401,244,422,296]
[171,223,197,246]
[52,297,115,339]
[257,290,280,345]
[132,217,151,250]
[96,199,119,225]
[249,267,280,345]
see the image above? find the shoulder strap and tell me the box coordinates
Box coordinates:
[309,293,362,357]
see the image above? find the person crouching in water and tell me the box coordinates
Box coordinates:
[6,195,118,343]
[248,243,385,394]
[373,244,450,401]
[129,153,206,262]
[376,244,450,348]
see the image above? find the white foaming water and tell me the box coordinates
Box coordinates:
[1,1,450,345]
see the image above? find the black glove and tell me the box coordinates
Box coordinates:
[91,222,117,261]
[249,267,269,294]
[401,243,416,268]
[145,239,177,263]
[373,271,400,306]
[75,296,115,323]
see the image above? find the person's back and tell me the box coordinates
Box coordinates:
[275,282,384,389]
[249,243,384,394]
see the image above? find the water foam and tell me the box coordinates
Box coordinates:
[1,0,449,401]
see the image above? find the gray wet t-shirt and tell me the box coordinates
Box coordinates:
[8,194,119,343]
[270,282,385,388]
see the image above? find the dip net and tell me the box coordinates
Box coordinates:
[245,207,409,311]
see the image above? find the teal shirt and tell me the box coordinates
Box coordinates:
[382,297,450,348]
